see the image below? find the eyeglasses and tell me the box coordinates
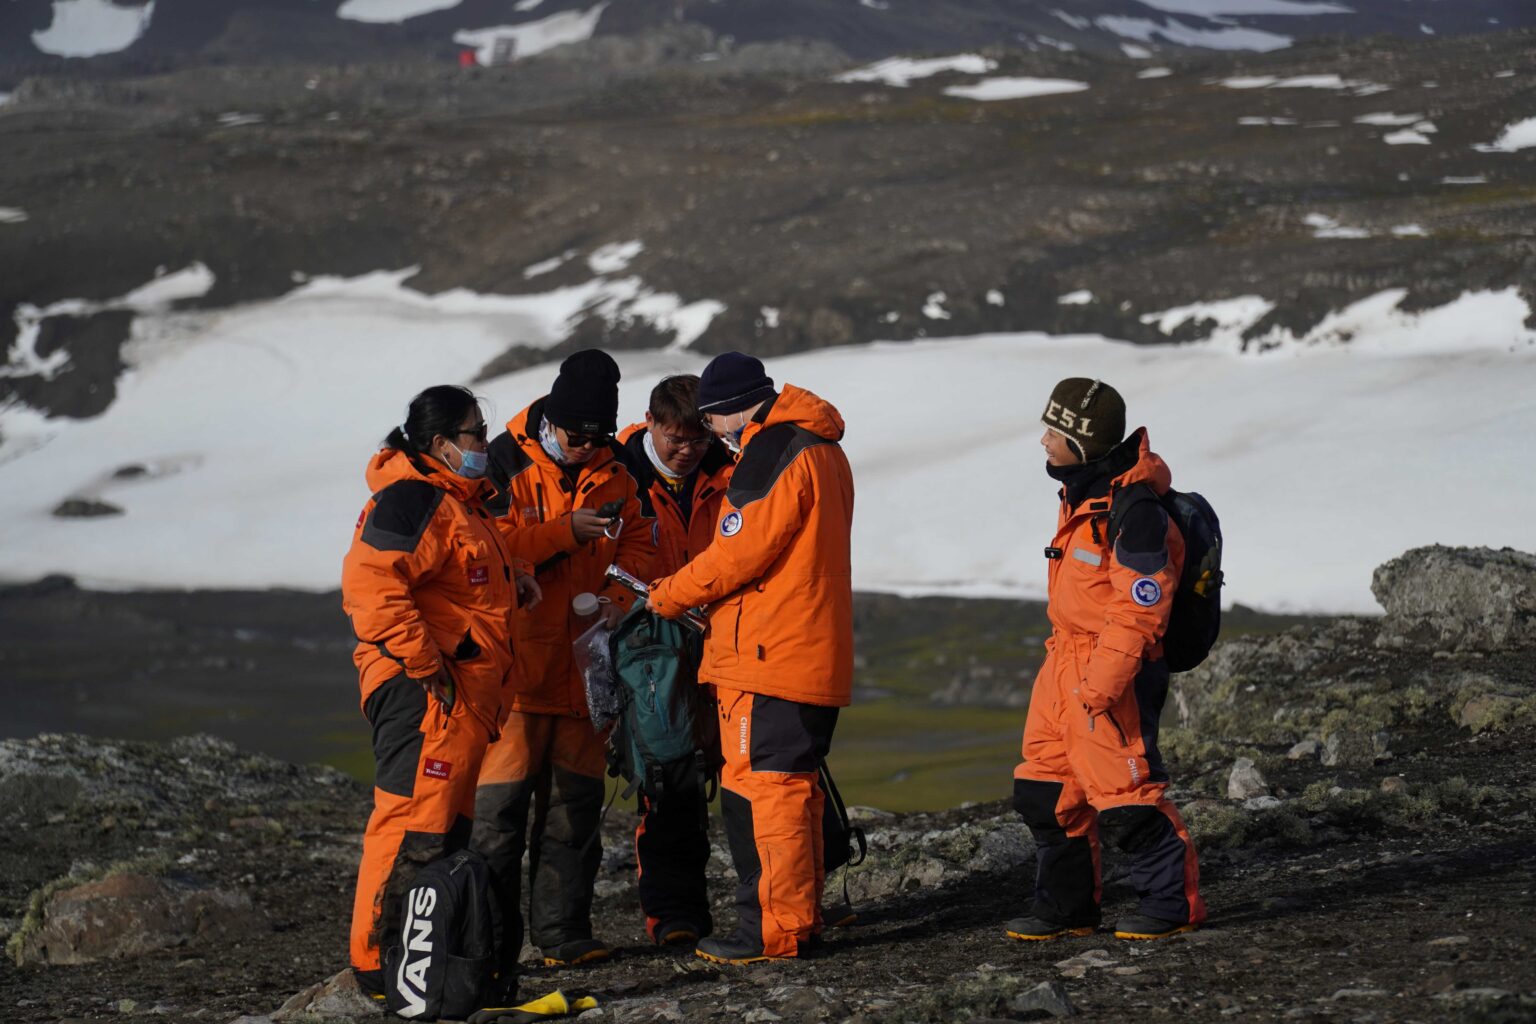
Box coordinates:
[455,423,489,442]
[562,429,613,449]
[659,432,711,450]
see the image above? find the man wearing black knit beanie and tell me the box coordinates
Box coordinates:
[649,351,856,965]
[471,349,653,976]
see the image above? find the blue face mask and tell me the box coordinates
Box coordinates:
[448,441,488,480]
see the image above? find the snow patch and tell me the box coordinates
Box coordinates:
[1384,128,1432,145]
[1050,8,1091,30]
[1121,44,1154,59]
[454,3,608,66]
[1391,224,1427,237]
[523,250,575,278]
[1058,290,1095,306]
[834,54,996,88]
[1354,112,1422,126]
[32,0,155,58]
[986,290,1005,307]
[943,78,1090,102]
[859,0,891,9]
[1096,16,1291,52]
[922,292,952,320]
[1133,0,1349,12]
[760,307,780,328]
[1474,117,1536,154]
[1141,295,1275,338]
[1137,67,1173,79]
[1439,176,1486,185]
[0,208,28,224]
[588,240,643,275]
[1221,74,1371,90]
[337,0,462,23]
[514,0,544,9]
[1304,213,1370,239]
[1035,36,1077,52]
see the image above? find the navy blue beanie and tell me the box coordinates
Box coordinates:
[697,352,775,415]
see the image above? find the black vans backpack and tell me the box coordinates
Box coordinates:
[383,849,506,1020]
[1106,484,1224,672]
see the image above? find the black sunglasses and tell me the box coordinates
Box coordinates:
[455,423,489,442]
[562,429,612,449]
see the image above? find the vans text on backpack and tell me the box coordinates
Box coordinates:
[383,849,510,1020]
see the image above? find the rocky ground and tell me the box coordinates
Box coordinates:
[4,26,1535,420]
[1,544,1533,1023]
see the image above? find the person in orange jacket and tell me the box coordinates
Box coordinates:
[472,350,653,968]
[1008,378,1206,943]
[614,374,735,947]
[647,352,854,965]
[342,385,541,1001]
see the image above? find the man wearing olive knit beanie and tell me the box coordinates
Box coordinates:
[1008,377,1207,944]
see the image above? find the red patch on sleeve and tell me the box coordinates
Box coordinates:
[467,565,490,585]
[356,507,367,529]
[423,759,452,780]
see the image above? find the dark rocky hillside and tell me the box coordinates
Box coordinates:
[5,0,1535,69]
[1,545,1532,1022]
[4,25,1534,423]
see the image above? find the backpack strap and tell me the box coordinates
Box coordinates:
[1105,481,1164,553]
[818,757,867,868]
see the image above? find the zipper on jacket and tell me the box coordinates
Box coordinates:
[535,483,546,523]
[1104,711,1130,747]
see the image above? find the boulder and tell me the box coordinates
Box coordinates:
[1372,546,1536,651]
[273,969,383,1021]
[12,871,267,966]
[1227,758,1269,800]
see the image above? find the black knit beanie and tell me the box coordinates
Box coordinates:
[1041,377,1125,462]
[544,349,621,435]
[697,352,775,415]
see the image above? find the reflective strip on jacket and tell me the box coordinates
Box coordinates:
[1047,427,1185,712]
[649,384,854,708]
[341,448,520,728]
[616,423,735,580]
[484,398,653,717]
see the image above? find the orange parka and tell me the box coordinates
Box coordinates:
[342,448,521,729]
[616,423,735,580]
[484,398,653,717]
[1045,427,1185,712]
[649,385,854,708]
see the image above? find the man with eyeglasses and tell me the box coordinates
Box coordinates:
[614,374,736,949]
[472,349,652,973]
[647,352,855,965]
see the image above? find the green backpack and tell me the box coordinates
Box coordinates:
[606,607,717,799]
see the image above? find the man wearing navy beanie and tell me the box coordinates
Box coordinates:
[649,351,856,965]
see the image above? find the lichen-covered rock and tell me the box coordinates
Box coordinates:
[11,870,266,966]
[272,968,383,1022]
[1372,546,1536,651]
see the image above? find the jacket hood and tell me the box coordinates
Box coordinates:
[364,447,487,503]
[1115,427,1172,494]
[755,384,845,443]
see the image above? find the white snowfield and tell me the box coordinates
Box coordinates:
[834,55,997,88]
[1475,117,1536,154]
[0,272,1532,614]
[943,78,1090,102]
[453,3,608,65]
[32,0,155,58]
[337,0,464,24]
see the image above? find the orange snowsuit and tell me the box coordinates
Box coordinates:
[1013,428,1206,928]
[616,423,735,941]
[341,448,522,981]
[650,385,854,957]
[471,398,653,953]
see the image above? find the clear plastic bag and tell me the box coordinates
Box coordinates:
[574,620,624,732]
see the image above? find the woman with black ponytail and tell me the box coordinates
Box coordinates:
[341,384,539,1002]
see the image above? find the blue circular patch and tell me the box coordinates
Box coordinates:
[1131,577,1163,607]
[720,511,743,537]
